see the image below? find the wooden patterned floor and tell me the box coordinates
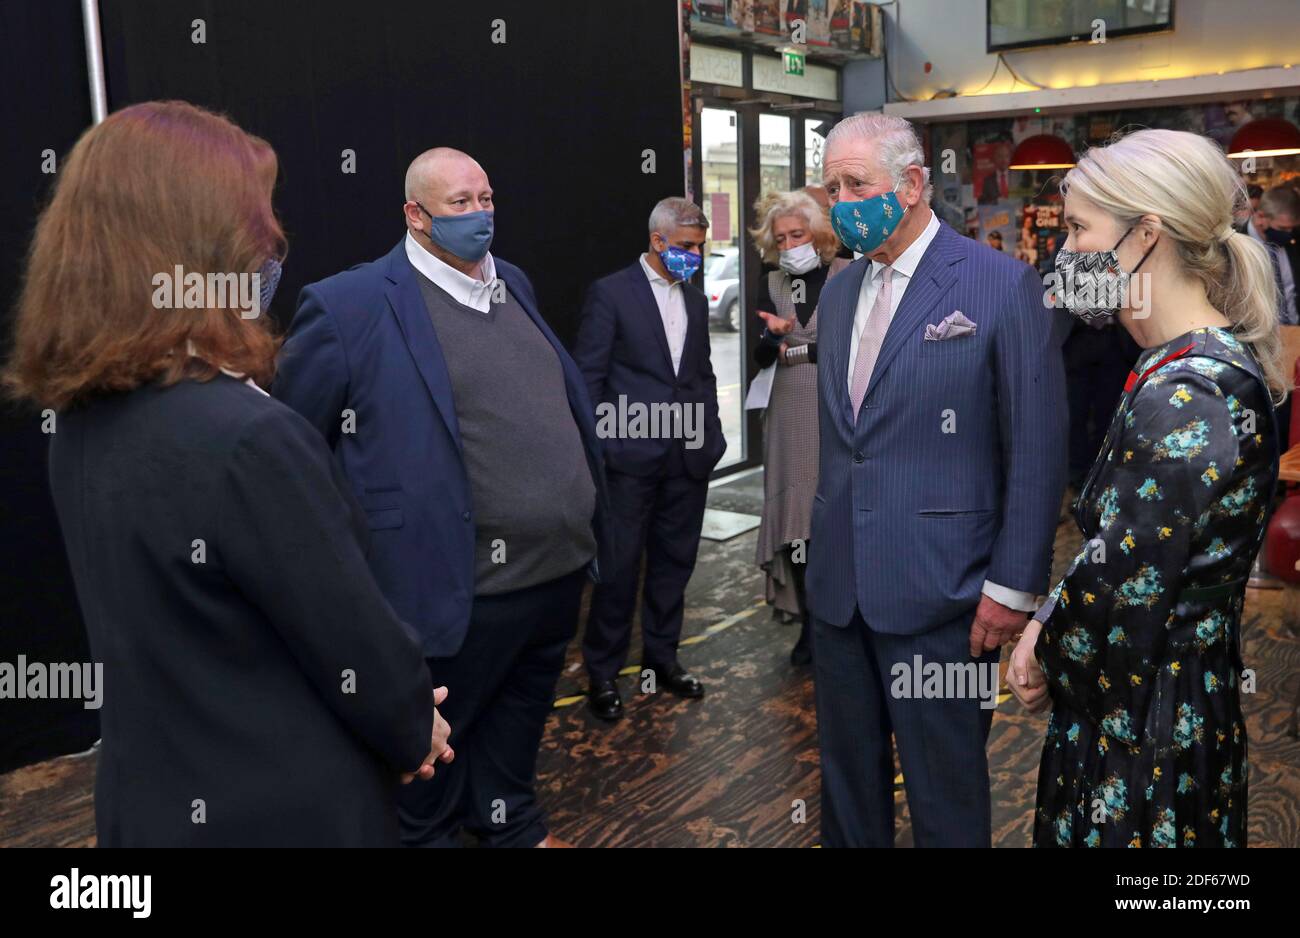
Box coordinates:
[3,476,1298,847]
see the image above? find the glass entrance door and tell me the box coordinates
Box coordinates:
[699,106,744,471]
[694,102,840,477]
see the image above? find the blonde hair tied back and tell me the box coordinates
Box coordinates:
[1061,128,1288,403]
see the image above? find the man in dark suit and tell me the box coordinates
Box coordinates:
[809,113,1068,846]
[274,147,610,848]
[571,197,726,721]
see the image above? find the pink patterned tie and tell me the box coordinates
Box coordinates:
[849,266,893,418]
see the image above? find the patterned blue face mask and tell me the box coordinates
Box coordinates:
[830,182,905,255]
[258,256,282,314]
[659,246,702,282]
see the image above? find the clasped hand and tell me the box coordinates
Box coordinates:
[401,685,455,783]
[1006,621,1050,714]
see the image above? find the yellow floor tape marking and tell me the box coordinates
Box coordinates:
[554,600,767,708]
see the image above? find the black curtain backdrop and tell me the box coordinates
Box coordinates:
[1,0,684,771]
[0,0,100,773]
[99,0,687,340]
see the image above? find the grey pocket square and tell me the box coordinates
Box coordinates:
[924,310,977,341]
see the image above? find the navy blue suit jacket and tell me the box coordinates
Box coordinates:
[273,240,610,658]
[807,219,1070,632]
[571,260,726,479]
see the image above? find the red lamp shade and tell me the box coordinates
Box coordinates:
[1265,495,1300,584]
[1008,134,1075,170]
[1228,117,1300,159]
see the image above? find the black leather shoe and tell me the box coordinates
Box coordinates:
[587,679,623,721]
[648,663,705,699]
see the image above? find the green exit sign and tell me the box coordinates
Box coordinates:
[783,47,805,76]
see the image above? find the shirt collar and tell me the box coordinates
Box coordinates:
[404,231,496,309]
[870,211,940,281]
[183,339,269,396]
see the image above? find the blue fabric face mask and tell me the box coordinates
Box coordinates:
[659,246,702,282]
[258,256,282,314]
[830,182,905,255]
[417,203,494,262]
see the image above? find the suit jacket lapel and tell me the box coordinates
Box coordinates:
[629,262,676,377]
[681,284,707,377]
[384,242,462,449]
[863,223,961,403]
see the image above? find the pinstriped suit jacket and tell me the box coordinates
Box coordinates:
[806,219,1069,632]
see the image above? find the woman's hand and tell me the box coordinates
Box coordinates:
[402,685,455,783]
[1007,621,1051,714]
[757,310,796,336]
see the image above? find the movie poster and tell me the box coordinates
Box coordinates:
[1021,201,1065,277]
[695,0,729,25]
[801,0,833,46]
[973,141,1012,205]
[978,204,1015,255]
[931,122,969,235]
[850,0,882,55]
[752,0,783,34]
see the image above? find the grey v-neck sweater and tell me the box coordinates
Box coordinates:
[415,273,596,595]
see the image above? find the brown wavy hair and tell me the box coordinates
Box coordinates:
[4,100,285,411]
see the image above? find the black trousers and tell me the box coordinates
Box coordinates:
[397,566,585,848]
[582,445,709,685]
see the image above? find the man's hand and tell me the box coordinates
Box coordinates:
[401,685,455,784]
[968,593,1028,657]
[1006,621,1050,714]
[757,310,796,336]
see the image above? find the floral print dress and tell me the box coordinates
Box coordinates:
[1032,327,1279,847]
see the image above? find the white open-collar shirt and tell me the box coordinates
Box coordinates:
[405,231,497,313]
[639,253,687,375]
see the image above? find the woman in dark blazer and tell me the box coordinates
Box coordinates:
[4,101,448,846]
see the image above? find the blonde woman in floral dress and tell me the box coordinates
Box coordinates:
[1008,129,1285,848]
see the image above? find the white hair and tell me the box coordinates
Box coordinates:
[649,197,709,237]
[825,112,933,202]
[748,190,839,265]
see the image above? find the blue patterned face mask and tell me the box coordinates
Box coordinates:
[258,256,282,314]
[659,246,702,282]
[830,181,905,255]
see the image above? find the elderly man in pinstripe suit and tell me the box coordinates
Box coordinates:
[806,113,1069,847]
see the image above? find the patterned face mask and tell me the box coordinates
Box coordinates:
[830,181,905,255]
[1054,227,1158,327]
[659,246,702,282]
[258,256,283,315]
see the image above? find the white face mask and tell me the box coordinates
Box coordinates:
[778,240,820,275]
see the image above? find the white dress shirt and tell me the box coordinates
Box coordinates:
[846,211,1036,613]
[846,211,940,392]
[640,253,687,375]
[184,338,269,396]
[404,231,498,313]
